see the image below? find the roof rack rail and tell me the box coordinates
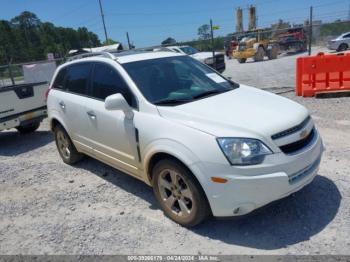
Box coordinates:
[67,51,115,62]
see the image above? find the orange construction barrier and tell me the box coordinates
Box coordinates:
[296,52,350,97]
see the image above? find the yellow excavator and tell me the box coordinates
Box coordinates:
[232,29,279,63]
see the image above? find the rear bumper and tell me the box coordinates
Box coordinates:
[191,130,324,217]
[0,107,47,131]
[206,61,226,73]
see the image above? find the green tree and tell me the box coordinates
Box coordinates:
[103,38,118,45]
[197,24,211,40]
[0,11,102,64]
[161,37,176,45]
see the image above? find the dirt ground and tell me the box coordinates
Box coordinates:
[1,49,350,255]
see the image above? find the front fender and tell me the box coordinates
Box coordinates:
[142,139,202,184]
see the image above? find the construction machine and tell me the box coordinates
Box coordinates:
[278,27,308,53]
[232,29,279,63]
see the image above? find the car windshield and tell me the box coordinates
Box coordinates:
[179,46,199,55]
[122,56,238,106]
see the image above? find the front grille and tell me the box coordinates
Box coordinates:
[271,116,311,140]
[279,128,316,154]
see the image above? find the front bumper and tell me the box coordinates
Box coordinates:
[327,42,338,50]
[191,130,324,217]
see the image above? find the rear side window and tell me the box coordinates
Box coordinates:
[52,68,67,90]
[65,63,92,95]
[91,63,134,106]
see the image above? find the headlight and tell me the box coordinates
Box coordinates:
[217,138,272,165]
[204,57,214,64]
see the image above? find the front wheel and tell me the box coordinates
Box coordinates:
[152,159,210,227]
[237,58,247,63]
[16,122,40,134]
[337,43,348,52]
[254,46,265,62]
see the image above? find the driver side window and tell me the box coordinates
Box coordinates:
[91,63,135,107]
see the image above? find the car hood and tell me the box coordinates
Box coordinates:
[190,52,223,61]
[157,85,309,138]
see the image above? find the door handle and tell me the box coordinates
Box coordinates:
[59,101,65,109]
[87,111,96,120]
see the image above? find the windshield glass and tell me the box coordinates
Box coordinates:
[179,46,199,55]
[122,56,238,105]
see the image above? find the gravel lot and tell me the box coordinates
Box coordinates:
[1,49,350,255]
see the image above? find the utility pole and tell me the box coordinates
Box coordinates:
[126,32,131,49]
[308,6,313,56]
[210,19,216,69]
[98,0,108,43]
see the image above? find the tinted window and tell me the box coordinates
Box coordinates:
[123,56,236,104]
[65,63,92,95]
[92,63,134,105]
[343,33,350,38]
[52,68,67,90]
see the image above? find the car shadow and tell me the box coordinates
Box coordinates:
[74,158,340,250]
[193,175,341,250]
[0,130,53,156]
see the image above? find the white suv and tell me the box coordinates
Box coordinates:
[47,51,323,227]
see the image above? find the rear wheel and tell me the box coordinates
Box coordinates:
[254,46,265,62]
[16,122,40,134]
[152,159,210,227]
[237,58,247,63]
[337,43,348,52]
[54,124,83,164]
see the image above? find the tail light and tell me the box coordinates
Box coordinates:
[45,87,51,101]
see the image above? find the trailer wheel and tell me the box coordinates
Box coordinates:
[16,122,40,134]
[237,58,247,63]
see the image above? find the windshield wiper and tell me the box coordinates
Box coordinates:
[192,89,231,99]
[153,98,193,106]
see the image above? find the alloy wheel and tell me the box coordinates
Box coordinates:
[157,169,194,218]
[56,130,70,159]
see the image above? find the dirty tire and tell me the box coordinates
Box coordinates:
[254,46,265,62]
[238,58,247,63]
[337,43,348,52]
[152,159,210,227]
[16,122,40,134]
[268,46,278,60]
[54,124,83,165]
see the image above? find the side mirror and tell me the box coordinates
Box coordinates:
[105,93,134,119]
